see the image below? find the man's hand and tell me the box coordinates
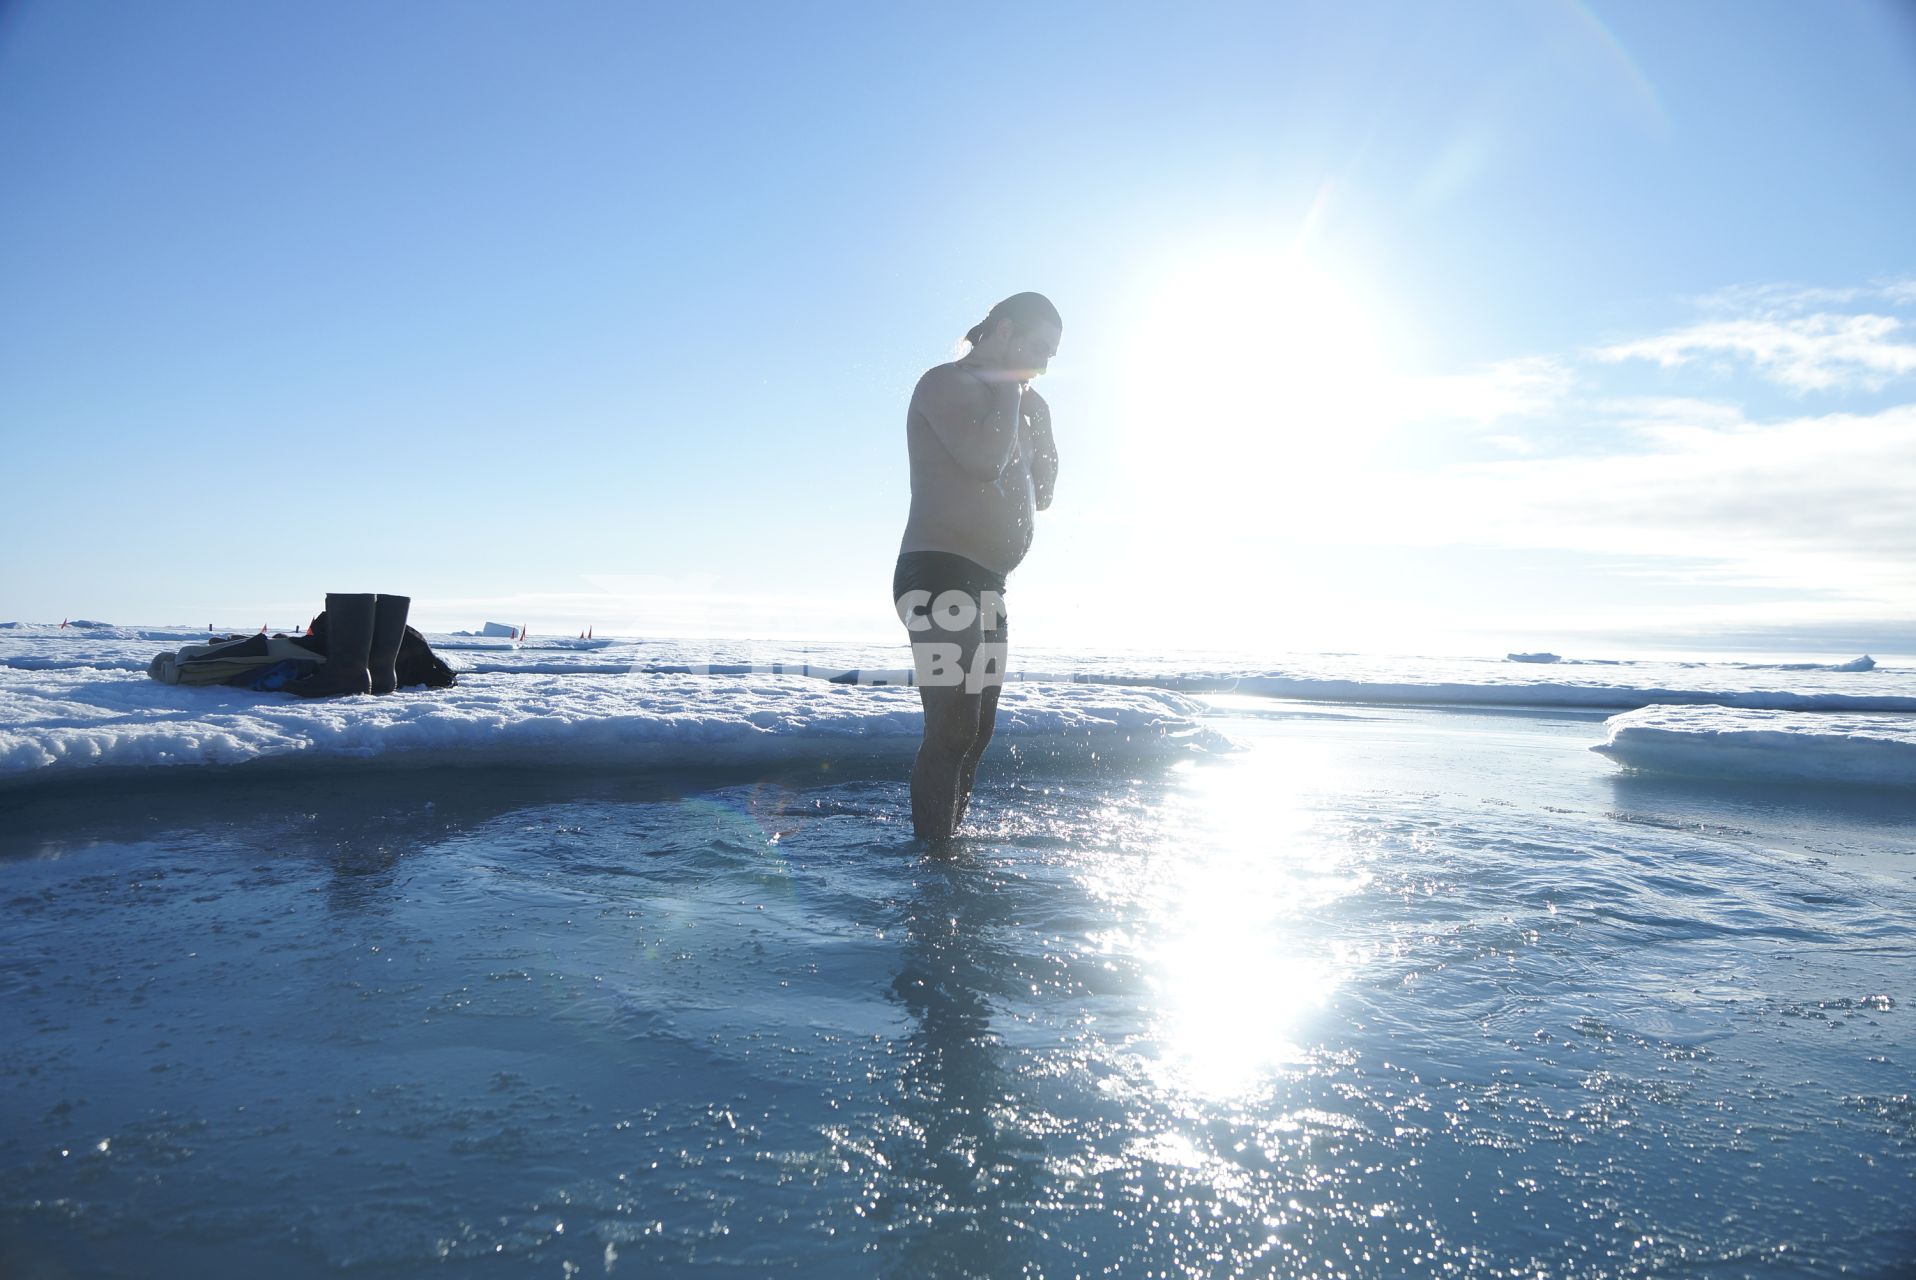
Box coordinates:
[1020,385,1058,511]
[1019,384,1050,427]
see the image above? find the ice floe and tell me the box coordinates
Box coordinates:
[1593,705,1916,788]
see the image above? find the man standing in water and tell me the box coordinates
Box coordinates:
[894,292,1062,840]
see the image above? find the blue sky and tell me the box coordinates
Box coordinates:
[2,1,1912,656]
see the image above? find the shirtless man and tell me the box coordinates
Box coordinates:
[894,292,1062,840]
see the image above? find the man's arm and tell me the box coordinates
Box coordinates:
[915,365,1024,481]
[1022,386,1058,510]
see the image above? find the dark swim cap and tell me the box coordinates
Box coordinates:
[964,292,1063,346]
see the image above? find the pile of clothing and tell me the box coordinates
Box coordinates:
[148,593,455,696]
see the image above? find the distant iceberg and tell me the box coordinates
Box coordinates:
[1593,705,1916,788]
[1505,652,1561,664]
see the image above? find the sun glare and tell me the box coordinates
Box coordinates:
[1139,744,1368,1102]
[1122,249,1399,498]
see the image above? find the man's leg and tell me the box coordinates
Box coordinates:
[911,681,983,841]
[900,572,1002,840]
[952,683,1002,827]
[951,610,1007,828]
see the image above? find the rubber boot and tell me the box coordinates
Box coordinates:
[369,594,411,695]
[284,593,375,697]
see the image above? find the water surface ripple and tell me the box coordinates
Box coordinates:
[2,704,1912,1277]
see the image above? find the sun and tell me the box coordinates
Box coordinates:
[1120,248,1398,494]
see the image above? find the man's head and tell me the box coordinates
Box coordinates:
[964,292,1062,379]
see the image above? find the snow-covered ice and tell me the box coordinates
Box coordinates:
[4,624,1911,712]
[1593,704,1916,788]
[3,623,1913,789]
[1210,669,1915,712]
[0,668,1230,787]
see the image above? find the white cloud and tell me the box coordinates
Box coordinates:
[1594,312,1916,392]
[1389,401,1916,609]
[1219,282,1916,648]
[1689,278,1916,316]
[1405,356,1575,423]
[1598,395,1746,439]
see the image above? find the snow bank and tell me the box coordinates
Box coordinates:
[1592,705,1916,788]
[5,625,1912,713]
[0,669,1234,788]
[1207,674,1916,713]
[1725,655,1875,673]
[433,648,1916,712]
[718,663,1916,713]
[1541,654,1876,673]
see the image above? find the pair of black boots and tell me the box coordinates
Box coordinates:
[286,593,411,698]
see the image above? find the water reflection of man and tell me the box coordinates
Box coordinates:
[884,862,1032,1273]
[893,293,1062,841]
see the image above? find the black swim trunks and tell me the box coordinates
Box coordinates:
[892,550,1009,690]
